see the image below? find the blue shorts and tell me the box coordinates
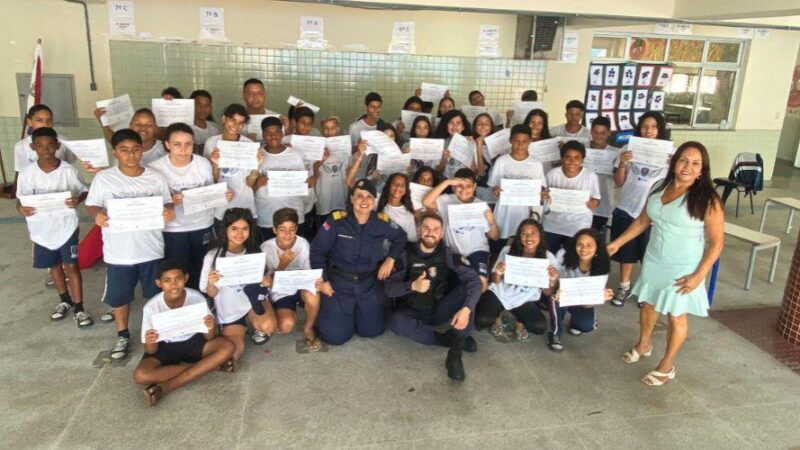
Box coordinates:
[460,251,489,278]
[272,293,302,311]
[610,209,651,264]
[141,333,206,366]
[33,228,79,269]
[102,260,161,308]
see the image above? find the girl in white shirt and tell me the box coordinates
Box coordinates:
[377,173,418,242]
[404,115,447,174]
[189,90,219,155]
[436,110,482,180]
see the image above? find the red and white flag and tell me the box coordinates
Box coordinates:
[26,41,43,112]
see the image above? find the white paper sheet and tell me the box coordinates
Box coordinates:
[461,105,488,125]
[325,136,352,163]
[377,153,411,173]
[150,302,209,343]
[290,135,326,161]
[448,202,489,231]
[584,149,617,176]
[548,188,590,213]
[361,130,401,155]
[447,133,473,167]
[589,65,603,86]
[214,253,266,287]
[106,196,164,234]
[181,182,228,216]
[622,66,637,86]
[511,101,544,125]
[287,95,320,114]
[108,0,136,36]
[267,171,308,197]
[601,89,617,110]
[272,269,324,295]
[558,275,609,307]
[634,90,649,109]
[529,137,562,163]
[408,138,444,161]
[638,66,655,86]
[500,179,542,207]
[65,139,109,168]
[409,182,432,210]
[604,65,620,86]
[586,90,600,111]
[246,113,280,137]
[96,94,134,129]
[420,82,448,102]
[627,137,673,167]
[400,110,432,130]
[151,98,195,127]
[655,66,674,87]
[217,140,260,171]
[618,90,633,110]
[484,128,511,159]
[503,255,550,288]
[199,7,225,40]
[18,191,74,220]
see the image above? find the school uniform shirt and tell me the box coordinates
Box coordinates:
[555,248,591,279]
[544,167,601,238]
[548,124,591,141]
[614,146,669,218]
[203,134,257,219]
[489,246,558,310]
[436,194,490,256]
[14,136,77,173]
[302,161,318,215]
[85,167,172,265]
[110,140,167,168]
[148,155,215,232]
[191,122,220,153]
[487,154,547,239]
[255,148,307,228]
[16,161,87,250]
[140,288,208,344]
[315,152,348,216]
[383,204,418,242]
[590,144,620,219]
[347,118,378,148]
[261,236,311,301]
[199,249,258,324]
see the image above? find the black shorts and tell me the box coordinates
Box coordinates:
[220,313,248,329]
[33,228,79,269]
[272,293,301,311]
[610,208,651,264]
[142,334,206,366]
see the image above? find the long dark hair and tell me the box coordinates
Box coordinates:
[412,165,443,186]
[523,109,551,140]
[508,219,547,259]
[410,115,433,138]
[378,173,415,214]
[562,228,610,276]
[435,110,472,139]
[635,111,668,140]
[651,141,720,220]
[437,97,455,118]
[210,208,262,265]
[472,112,495,139]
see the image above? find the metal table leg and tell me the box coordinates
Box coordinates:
[745,246,757,290]
[768,245,780,283]
[759,200,771,232]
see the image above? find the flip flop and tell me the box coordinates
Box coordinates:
[218,358,236,373]
[143,384,164,407]
[621,345,652,364]
[304,337,322,353]
[642,367,676,386]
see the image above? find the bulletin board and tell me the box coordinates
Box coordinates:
[583,62,674,136]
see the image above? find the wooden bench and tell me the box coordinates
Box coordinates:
[724,222,781,290]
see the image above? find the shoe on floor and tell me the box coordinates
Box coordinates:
[110,336,130,360]
[51,302,71,321]
[464,335,477,352]
[251,331,269,345]
[611,287,631,307]
[568,328,582,336]
[74,310,94,328]
[445,348,465,381]
[547,332,564,353]
[99,310,115,322]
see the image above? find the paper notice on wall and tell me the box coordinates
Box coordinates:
[199,7,226,41]
[298,16,327,50]
[389,21,415,54]
[560,31,579,64]
[108,1,135,36]
[737,28,755,39]
[477,25,501,58]
[754,29,771,40]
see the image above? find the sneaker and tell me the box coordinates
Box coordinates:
[547,332,564,353]
[51,302,71,321]
[251,331,269,345]
[611,287,631,307]
[74,311,94,328]
[568,328,582,336]
[110,336,130,360]
[100,310,115,322]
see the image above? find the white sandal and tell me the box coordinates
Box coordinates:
[621,345,652,364]
[642,367,676,386]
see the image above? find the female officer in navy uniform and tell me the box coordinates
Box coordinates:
[310,178,407,345]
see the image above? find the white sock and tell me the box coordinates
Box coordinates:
[620,281,631,290]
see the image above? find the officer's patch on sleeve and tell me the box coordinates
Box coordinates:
[332,210,348,220]
[322,221,332,231]
[377,212,390,222]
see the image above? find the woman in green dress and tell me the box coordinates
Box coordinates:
[607,141,724,386]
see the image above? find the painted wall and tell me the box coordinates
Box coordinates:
[776,45,800,163]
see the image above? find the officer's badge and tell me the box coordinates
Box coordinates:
[428,267,437,278]
[332,210,348,220]
[377,212,390,222]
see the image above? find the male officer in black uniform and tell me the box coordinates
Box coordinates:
[310,178,407,345]
[385,212,482,381]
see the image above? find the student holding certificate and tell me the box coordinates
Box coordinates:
[85,129,175,360]
[285,106,325,240]
[347,92,385,150]
[586,116,620,237]
[16,127,92,328]
[403,116,446,174]
[135,261,235,407]
[377,174,418,242]
[93,107,166,168]
[549,100,592,141]
[315,117,350,223]
[474,219,558,341]
[200,208,274,358]
[393,96,424,147]
[547,229,613,352]
[434,97,456,129]
[436,110,482,179]
[188,90,219,154]
[14,105,77,174]
[347,122,407,193]
[472,112,496,179]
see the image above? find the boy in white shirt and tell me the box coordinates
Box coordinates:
[188,90,219,154]
[86,129,175,360]
[287,106,325,240]
[14,104,77,174]
[135,260,235,407]
[316,117,349,221]
[586,116,620,238]
[549,100,592,141]
[348,92,384,149]
[260,208,324,352]
[543,140,601,253]
[93,108,167,168]
[16,127,92,327]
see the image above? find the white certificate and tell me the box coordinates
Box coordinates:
[361,130,401,155]
[500,179,542,207]
[601,89,617,110]
[151,99,195,127]
[503,255,550,288]
[181,182,228,216]
[650,91,665,111]
[461,105,487,124]
[618,112,634,131]
[267,171,308,197]
[448,202,489,231]
[584,149,616,176]
[96,94,134,129]
[634,90,649,109]
[558,275,609,307]
[484,128,511,159]
[215,253,266,287]
[622,65,637,86]
[325,136,352,163]
[511,101,544,125]
[400,110,432,130]
[18,191,74,220]
[628,137,672,167]
[604,65,620,86]
[586,90,600,111]
[272,269,324,295]
[528,138,561,163]
[106,196,165,234]
[448,133,473,167]
[65,139,109,168]
[287,95,320,114]
[217,140,260,171]
[408,138,444,161]
[548,188,590,214]
[618,90,633,110]
[150,302,209,343]
[420,82,448,102]
[377,153,411,173]
[290,135,326,161]
[246,113,280,137]
[409,182,432,210]
[589,65,603,86]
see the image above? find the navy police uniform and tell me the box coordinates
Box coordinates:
[310,208,407,345]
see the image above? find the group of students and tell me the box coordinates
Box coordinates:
[14,78,724,406]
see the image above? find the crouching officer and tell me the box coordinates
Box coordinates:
[310,178,407,345]
[385,212,482,381]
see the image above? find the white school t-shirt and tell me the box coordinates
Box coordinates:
[614,146,669,218]
[436,194,490,256]
[549,124,591,141]
[16,162,87,250]
[199,249,258,325]
[85,167,172,265]
[14,136,77,173]
[589,144,620,218]
[544,167,601,238]
[140,288,208,344]
[487,154,547,239]
[191,122,220,151]
[261,236,311,301]
[255,148,307,228]
[203,134,257,220]
[489,247,558,310]
[555,248,592,280]
[348,118,378,148]
[315,152,348,215]
[383,204,418,242]
[148,155,215,232]
[140,141,167,167]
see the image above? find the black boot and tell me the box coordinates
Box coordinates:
[445,335,466,381]
[463,335,477,353]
